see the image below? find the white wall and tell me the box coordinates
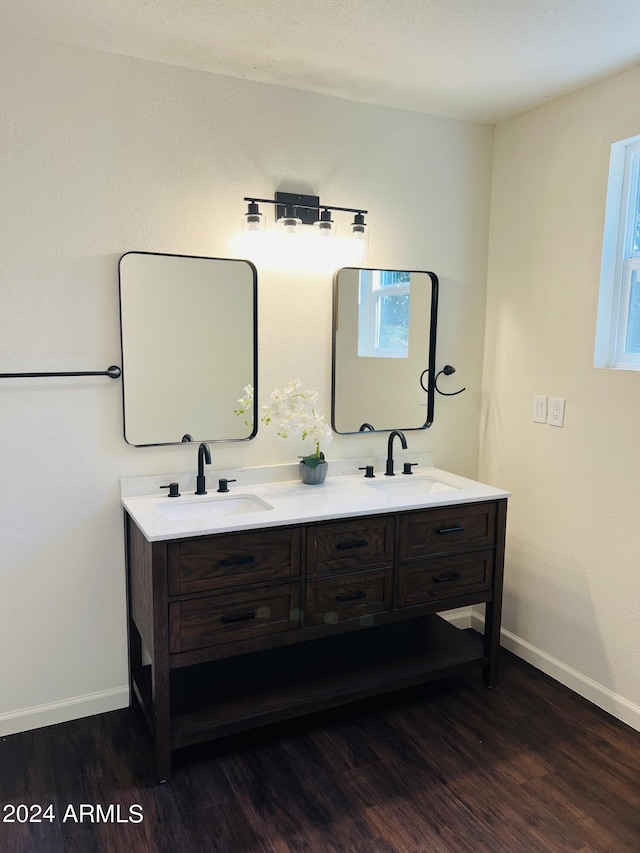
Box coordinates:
[482,65,640,730]
[0,37,493,733]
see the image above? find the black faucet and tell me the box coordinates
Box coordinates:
[385,430,407,476]
[195,443,211,494]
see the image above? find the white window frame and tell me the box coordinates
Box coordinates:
[595,135,640,369]
[357,270,410,358]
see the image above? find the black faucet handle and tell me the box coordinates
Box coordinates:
[217,478,237,493]
[160,482,180,498]
[359,466,375,478]
[402,463,418,475]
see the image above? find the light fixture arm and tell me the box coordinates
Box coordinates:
[244,197,367,216]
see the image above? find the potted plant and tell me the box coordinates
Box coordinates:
[261,380,332,484]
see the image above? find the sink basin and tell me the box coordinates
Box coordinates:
[367,476,459,495]
[158,494,273,521]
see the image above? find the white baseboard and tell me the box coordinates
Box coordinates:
[0,686,129,738]
[440,608,473,629]
[470,612,640,733]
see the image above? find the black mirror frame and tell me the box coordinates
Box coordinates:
[118,250,259,447]
[330,267,439,434]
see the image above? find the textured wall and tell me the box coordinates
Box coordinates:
[0,37,493,732]
[482,65,640,727]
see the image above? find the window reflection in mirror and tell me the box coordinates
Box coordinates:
[332,267,438,434]
[357,270,410,358]
[118,252,257,446]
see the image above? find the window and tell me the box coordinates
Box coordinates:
[357,270,411,358]
[595,135,640,369]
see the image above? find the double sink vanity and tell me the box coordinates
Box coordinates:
[118,253,508,781]
[122,464,508,782]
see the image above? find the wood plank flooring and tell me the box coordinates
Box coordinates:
[2,643,639,852]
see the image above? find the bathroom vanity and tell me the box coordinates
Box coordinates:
[122,468,508,782]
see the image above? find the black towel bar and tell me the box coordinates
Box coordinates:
[0,365,121,379]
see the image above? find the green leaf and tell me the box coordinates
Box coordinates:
[300,451,325,469]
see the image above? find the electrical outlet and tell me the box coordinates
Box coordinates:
[548,397,565,427]
[533,395,547,423]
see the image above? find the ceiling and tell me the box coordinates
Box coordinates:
[4,0,640,123]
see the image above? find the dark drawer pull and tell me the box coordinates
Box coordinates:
[336,539,368,550]
[336,591,367,602]
[434,573,462,584]
[220,610,256,624]
[436,526,464,535]
[219,555,256,567]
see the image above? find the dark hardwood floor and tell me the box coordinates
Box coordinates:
[2,642,640,853]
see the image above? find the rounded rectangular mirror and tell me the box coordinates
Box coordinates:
[332,267,438,434]
[119,252,257,446]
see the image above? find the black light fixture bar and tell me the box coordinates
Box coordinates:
[244,195,367,218]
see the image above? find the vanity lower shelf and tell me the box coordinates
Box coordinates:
[133,614,487,750]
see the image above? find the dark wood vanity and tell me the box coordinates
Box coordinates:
[125,498,507,781]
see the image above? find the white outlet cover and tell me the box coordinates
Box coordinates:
[548,397,565,427]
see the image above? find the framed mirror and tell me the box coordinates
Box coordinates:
[332,267,438,434]
[118,251,257,446]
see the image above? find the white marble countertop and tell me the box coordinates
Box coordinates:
[121,466,510,542]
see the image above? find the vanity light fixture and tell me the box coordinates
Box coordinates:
[351,211,367,241]
[314,208,335,237]
[277,203,303,236]
[244,200,265,233]
[243,191,367,244]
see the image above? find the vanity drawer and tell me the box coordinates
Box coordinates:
[397,551,493,608]
[168,528,300,595]
[306,568,392,627]
[169,584,300,653]
[399,502,496,559]
[307,515,394,575]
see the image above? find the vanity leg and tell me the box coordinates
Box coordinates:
[154,737,172,784]
[151,657,172,783]
[124,517,142,709]
[483,498,507,687]
[147,540,172,783]
[483,599,500,687]
[128,622,142,708]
